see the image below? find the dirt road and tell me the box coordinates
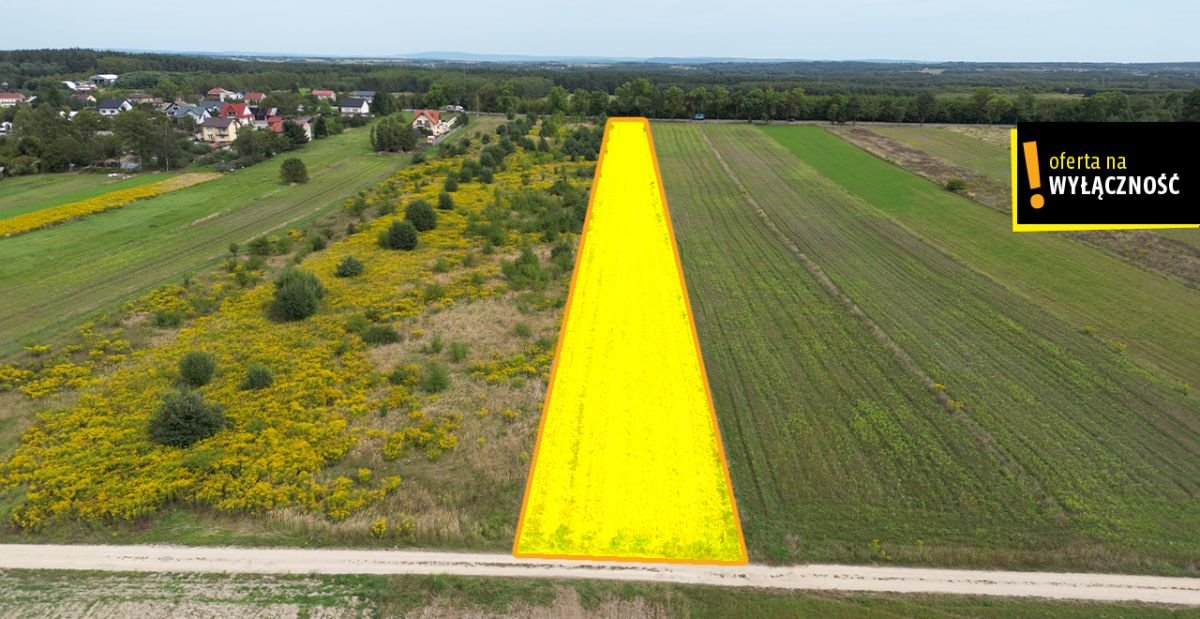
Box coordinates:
[1,544,1197,606]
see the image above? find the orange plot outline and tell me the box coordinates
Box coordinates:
[512,117,748,566]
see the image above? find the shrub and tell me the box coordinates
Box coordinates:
[513,322,533,338]
[361,325,401,345]
[280,158,309,184]
[335,255,364,278]
[241,364,274,390]
[269,268,327,321]
[424,282,445,301]
[405,199,437,231]
[437,191,454,211]
[479,167,494,184]
[154,309,184,328]
[502,247,549,289]
[309,235,327,252]
[420,362,450,393]
[388,363,421,386]
[380,220,418,250]
[179,351,216,388]
[148,390,226,447]
[425,334,444,354]
[449,341,469,363]
[444,176,458,192]
[945,178,967,192]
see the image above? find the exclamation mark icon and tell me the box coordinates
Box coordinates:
[1022,141,1045,209]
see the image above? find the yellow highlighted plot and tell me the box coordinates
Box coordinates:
[514,118,747,564]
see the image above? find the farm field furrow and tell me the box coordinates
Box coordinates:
[514,119,744,563]
[763,125,1200,386]
[0,123,440,355]
[657,122,1200,573]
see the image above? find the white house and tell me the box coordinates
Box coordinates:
[206,87,238,102]
[311,89,337,102]
[0,92,26,108]
[97,99,133,116]
[338,97,370,116]
[89,74,119,87]
[411,109,441,132]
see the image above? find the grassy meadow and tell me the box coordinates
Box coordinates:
[0,172,175,221]
[0,124,414,355]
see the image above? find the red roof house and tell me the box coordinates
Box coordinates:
[243,92,266,104]
[219,103,254,122]
[411,109,441,131]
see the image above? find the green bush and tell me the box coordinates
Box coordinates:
[444,176,459,192]
[269,268,327,321]
[449,341,469,363]
[241,364,274,390]
[148,390,226,447]
[179,351,216,388]
[501,247,549,289]
[438,191,455,211]
[335,255,364,278]
[945,178,967,192]
[420,362,450,393]
[154,309,184,328]
[513,322,533,338]
[405,199,438,231]
[280,158,309,184]
[379,220,419,250]
[388,364,420,386]
[362,325,402,345]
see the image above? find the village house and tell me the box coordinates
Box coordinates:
[219,103,255,124]
[206,87,238,102]
[70,93,98,105]
[410,109,441,132]
[197,100,225,115]
[171,104,211,125]
[96,99,133,116]
[352,90,376,99]
[338,97,371,116]
[311,89,337,102]
[242,92,267,105]
[0,92,27,108]
[267,116,314,141]
[89,74,119,87]
[198,117,245,144]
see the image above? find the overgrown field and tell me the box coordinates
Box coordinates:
[0,172,173,221]
[832,124,1200,285]
[2,570,1187,619]
[0,117,593,550]
[656,122,1200,574]
[0,122,448,355]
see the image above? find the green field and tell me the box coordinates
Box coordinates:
[871,125,1010,181]
[0,172,174,221]
[764,125,1200,386]
[0,570,1191,618]
[656,122,1200,574]
[0,125,412,355]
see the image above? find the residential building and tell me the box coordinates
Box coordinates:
[198,117,245,144]
[242,92,267,104]
[338,98,371,116]
[311,89,337,101]
[0,92,26,108]
[411,109,441,132]
[171,104,211,125]
[268,116,314,141]
[89,74,119,87]
[206,87,237,102]
[219,103,255,124]
[96,99,132,116]
[70,93,98,105]
[352,90,376,98]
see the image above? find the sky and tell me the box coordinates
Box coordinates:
[3,0,1198,62]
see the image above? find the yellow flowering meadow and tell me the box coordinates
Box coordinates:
[0,173,218,238]
[0,146,587,530]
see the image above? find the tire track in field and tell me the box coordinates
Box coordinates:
[695,127,1040,491]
